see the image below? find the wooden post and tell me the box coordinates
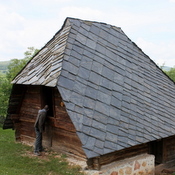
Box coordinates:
[93,157,101,170]
[87,158,93,169]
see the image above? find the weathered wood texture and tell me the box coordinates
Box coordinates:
[88,143,148,170]
[48,87,85,158]
[3,84,26,129]
[13,85,85,159]
[14,85,40,141]
[11,25,71,87]
[163,136,175,163]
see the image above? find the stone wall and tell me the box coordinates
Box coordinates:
[85,154,155,175]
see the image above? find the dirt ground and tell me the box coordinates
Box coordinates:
[24,149,175,175]
[155,162,175,175]
[23,149,89,172]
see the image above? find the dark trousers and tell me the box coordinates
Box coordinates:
[34,127,43,153]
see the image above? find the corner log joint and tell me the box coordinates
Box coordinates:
[87,157,101,170]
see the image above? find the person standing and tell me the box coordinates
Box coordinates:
[34,105,49,156]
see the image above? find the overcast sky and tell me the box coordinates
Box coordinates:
[1,0,175,67]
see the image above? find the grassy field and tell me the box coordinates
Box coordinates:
[0,128,84,175]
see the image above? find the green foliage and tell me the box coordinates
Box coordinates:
[6,59,28,82]
[0,128,84,175]
[0,74,10,118]
[6,47,39,82]
[24,46,39,60]
[164,67,175,82]
[0,61,9,74]
[0,47,39,121]
[0,84,10,116]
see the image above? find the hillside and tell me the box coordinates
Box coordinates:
[0,61,10,74]
[162,66,171,71]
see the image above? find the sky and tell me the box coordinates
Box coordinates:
[0,0,175,67]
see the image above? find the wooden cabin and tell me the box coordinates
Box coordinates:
[3,18,175,172]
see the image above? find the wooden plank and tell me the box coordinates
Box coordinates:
[163,136,175,162]
[51,127,86,159]
[3,84,27,129]
[14,85,85,159]
[96,143,148,168]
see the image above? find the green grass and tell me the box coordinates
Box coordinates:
[0,128,84,175]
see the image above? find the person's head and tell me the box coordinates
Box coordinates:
[44,105,49,111]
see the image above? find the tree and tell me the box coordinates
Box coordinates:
[6,47,39,82]
[24,46,39,60]
[0,47,39,123]
[0,78,10,115]
[164,67,175,82]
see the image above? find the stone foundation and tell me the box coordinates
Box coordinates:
[85,154,155,175]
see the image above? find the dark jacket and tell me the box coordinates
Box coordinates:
[34,109,47,133]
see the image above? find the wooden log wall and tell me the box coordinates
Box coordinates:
[9,84,175,167]
[163,136,175,163]
[15,85,85,159]
[88,143,149,170]
[3,84,26,129]
[16,85,41,141]
[51,87,86,159]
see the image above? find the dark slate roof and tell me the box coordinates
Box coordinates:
[12,17,175,158]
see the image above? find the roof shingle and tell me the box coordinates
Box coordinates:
[12,17,175,159]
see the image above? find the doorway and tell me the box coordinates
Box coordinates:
[41,86,54,147]
[41,86,54,117]
[149,139,163,165]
